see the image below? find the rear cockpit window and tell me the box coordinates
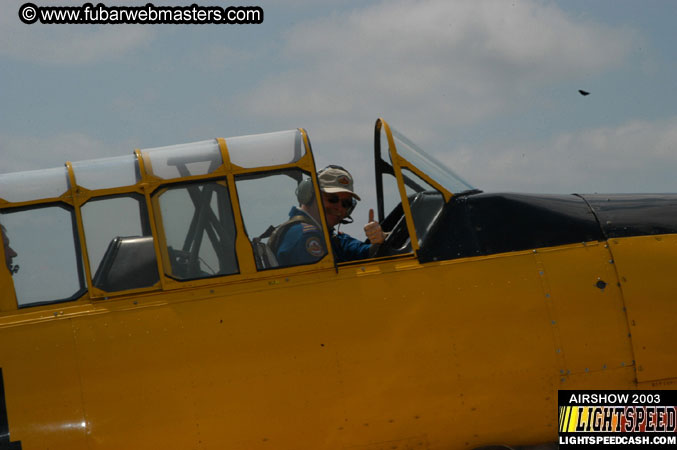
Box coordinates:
[155,180,238,280]
[82,194,158,293]
[1,205,86,308]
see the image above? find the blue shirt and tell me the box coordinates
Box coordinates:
[275,207,326,266]
[330,229,372,263]
[275,207,374,265]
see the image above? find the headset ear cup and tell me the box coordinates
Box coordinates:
[296,179,315,205]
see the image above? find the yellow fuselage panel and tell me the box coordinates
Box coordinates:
[4,236,669,449]
[609,234,677,383]
[533,243,634,375]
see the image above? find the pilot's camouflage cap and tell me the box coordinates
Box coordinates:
[318,166,361,201]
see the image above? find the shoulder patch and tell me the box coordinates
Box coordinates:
[305,236,324,257]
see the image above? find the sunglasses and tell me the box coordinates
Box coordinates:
[325,195,353,209]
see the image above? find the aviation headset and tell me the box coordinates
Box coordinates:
[295,165,358,223]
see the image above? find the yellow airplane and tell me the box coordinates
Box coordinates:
[0,118,675,449]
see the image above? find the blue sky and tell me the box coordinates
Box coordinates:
[2,0,677,227]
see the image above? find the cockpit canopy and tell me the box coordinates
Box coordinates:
[0,119,471,310]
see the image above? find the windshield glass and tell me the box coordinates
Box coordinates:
[390,126,475,194]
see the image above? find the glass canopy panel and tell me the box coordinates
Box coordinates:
[401,167,445,245]
[156,180,238,280]
[401,167,439,196]
[82,193,159,293]
[1,205,85,307]
[0,166,69,203]
[390,126,475,194]
[378,126,401,220]
[382,173,401,222]
[72,154,140,190]
[226,130,305,169]
[236,169,324,270]
[141,139,223,180]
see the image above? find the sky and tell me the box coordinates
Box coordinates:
[2,0,677,230]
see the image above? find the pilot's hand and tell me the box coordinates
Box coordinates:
[364,209,385,244]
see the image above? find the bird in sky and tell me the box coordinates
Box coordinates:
[578,90,590,96]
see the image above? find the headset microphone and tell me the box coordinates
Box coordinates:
[340,215,354,225]
[339,196,357,224]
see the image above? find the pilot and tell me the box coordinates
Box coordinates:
[271,166,385,266]
[1,224,18,274]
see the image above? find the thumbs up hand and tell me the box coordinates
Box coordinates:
[364,209,385,244]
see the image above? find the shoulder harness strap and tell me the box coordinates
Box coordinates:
[268,215,317,255]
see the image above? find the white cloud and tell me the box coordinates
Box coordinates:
[243,0,636,132]
[1,1,154,65]
[446,116,677,194]
[234,0,642,218]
